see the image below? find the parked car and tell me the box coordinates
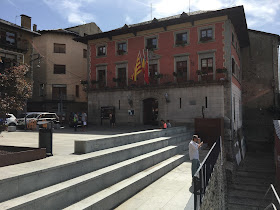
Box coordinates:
[17,112,60,128]
[36,113,60,125]
[4,114,17,126]
[17,112,43,128]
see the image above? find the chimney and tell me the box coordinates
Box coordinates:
[20,14,31,30]
[33,24,37,32]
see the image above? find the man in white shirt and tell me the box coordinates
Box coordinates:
[189,135,203,177]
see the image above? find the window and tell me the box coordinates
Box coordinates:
[83,49,87,58]
[117,68,126,87]
[149,64,158,85]
[232,58,235,75]
[54,64,66,74]
[52,85,66,100]
[75,85,79,97]
[200,28,213,41]
[117,42,127,55]
[146,37,157,50]
[176,32,188,45]
[176,61,188,83]
[98,69,106,88]
[97,46,106,56]
[54,43,66,53]
[39,84,45,97]
[201,58,213,81]
[0,30,16,46]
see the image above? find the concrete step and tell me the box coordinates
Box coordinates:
[64,154,186,210]
[0,146,181,210]
[75,126,188,154]
[228,196,269,208]
[0,132,189,203]
[228,189,272,200]
[233,176,274,186]
[230,183,271,193]
[236,171,275,180]
[227,203,259,210]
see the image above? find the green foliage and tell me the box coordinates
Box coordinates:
[0,64,32,132]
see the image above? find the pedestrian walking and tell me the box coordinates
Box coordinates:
[189,135,203,177]
[109,112,116,127]
[81,111,87,131]
[73,113,78,132]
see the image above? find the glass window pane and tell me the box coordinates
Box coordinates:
[182,33,187,41]
[207,29,212,37]
[208,59,213,67]
[202,59,207,67]
[201,30,206,37]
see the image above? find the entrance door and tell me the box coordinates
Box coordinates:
[143,98,158,125]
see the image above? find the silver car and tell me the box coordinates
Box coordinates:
[5,114,18,126]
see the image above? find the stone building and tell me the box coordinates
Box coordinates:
[241,29,280,147]
[76,6,247,137]
[29,23,102,122]
[0,14,40,78]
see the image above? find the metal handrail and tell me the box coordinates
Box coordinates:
[193,136,222,210]
[261,184,280,209]
[194,140,217,178]
[264,203,277,210]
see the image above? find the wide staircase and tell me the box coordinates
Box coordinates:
[227,142,276,210]
[0,127,192,210]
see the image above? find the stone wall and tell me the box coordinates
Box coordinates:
[241,30,279,142]
[200,153,226,210]
[88,84,225,126]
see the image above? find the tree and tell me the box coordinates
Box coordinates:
[0,64,32,132]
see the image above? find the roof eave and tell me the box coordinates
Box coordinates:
[75,6,249,47]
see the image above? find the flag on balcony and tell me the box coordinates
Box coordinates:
[131,52,142,81]
[142,50,149,84]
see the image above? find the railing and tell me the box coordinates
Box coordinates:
[261,184,280,210]
[193,136,222,210]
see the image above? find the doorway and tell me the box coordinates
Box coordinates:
[143,98,158,125]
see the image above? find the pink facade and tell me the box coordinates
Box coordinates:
[90,21,228,88]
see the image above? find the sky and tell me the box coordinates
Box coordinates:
[1,0,280,35]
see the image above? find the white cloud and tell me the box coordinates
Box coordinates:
[139,0,280,29]
[125,15,133,24]
[43,0,96,25]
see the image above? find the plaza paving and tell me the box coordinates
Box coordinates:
[0,126,208,209]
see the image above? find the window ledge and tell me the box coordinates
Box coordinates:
[96,55,107,58]
[174,43,189,48]
[198,39,215,44]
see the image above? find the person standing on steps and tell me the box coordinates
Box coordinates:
[189,135,203,177]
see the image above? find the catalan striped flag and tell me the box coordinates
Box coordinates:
[131,52,142,81]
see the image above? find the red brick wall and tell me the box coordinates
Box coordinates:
[90,21,226,87]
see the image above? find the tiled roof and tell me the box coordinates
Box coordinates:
[75,6,250,48]
[124,10,209,29]
[0,18,40,35]
[38,29,80,37]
